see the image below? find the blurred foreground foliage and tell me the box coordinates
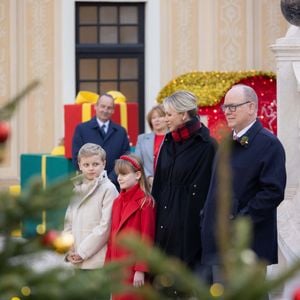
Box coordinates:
[1,178,300,299]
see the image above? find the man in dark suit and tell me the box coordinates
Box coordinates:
[200,84,286,283]
[72,93,130,186]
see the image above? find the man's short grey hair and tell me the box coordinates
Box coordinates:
[233,84,258,107]
[163,90,198,117]
[78,143,106,161]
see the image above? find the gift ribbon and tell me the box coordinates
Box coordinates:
[36,155,47,234]
[82,103,92,122]
[41,155,47,189]
[114,98,128,130]
[9,185,22,237]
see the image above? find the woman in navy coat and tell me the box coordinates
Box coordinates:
[151,91,217,270]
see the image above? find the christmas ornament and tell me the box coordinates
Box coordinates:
[210,283,224,297]
[0,121,10,143]
[171,73,277,141]
[41,230,59,247]
[21,286,31,296]
[53,232,74,253]
[293,287,300,300]
[157,70,275,107]
[281,0,300,26]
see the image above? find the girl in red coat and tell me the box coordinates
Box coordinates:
[105,154,156,300]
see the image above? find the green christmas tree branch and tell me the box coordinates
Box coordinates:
[0,80,39,121]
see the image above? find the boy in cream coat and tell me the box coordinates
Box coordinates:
[64,143,118,269]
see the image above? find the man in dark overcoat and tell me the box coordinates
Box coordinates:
[200,84,286,283]
[72,94,130,186]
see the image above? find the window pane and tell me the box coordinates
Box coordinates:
[79,82,98,93]
[99,6,117,24]
[100,59,118,79]
[76,2,144,131]
[79,26,97,43]
[79,6,97,24]
[120,26,138,44]
[99,82,118,95]
[79,59,98,80]
[120,81,138,102]
[120,58,137,79]
[100,26,118,44]
[120,6,137,24]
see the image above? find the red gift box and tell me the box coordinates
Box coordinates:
[64,103,139,158]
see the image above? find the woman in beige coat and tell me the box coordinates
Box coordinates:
[64,143,119,269]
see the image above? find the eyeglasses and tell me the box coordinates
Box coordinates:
[221,101,251,112]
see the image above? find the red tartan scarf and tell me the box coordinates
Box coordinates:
[171,116,201,142]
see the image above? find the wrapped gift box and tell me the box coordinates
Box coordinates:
[20,154,75,236]
[64,103,139,158]
[21,154,75,188]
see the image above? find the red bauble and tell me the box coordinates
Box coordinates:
[41,230,59,247]
[293,287,300,300]
[0,121,10,143]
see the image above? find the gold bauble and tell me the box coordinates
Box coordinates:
[53,232,74,253]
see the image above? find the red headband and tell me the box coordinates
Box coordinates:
[120,155,141,171]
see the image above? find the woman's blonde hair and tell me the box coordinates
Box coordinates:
[163,90,198,118]
[114,154,155,207]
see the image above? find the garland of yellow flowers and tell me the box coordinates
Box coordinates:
[157,70,276,107]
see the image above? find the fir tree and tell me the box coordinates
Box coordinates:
[1,83,300,300]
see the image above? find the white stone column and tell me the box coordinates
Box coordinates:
[271,25,300,189]
[270,26,300,300]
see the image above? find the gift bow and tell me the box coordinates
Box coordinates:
[111,92,128,130]
[75,91,99,104]
[75,91,99,123]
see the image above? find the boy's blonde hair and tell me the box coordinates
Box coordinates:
[78,143,106,162]
[114,154,154,207]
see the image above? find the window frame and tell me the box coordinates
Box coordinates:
[75,2,145,132]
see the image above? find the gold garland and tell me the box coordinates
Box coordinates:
[157,70,276,107]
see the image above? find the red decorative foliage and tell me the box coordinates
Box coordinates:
[198,76,277,141]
